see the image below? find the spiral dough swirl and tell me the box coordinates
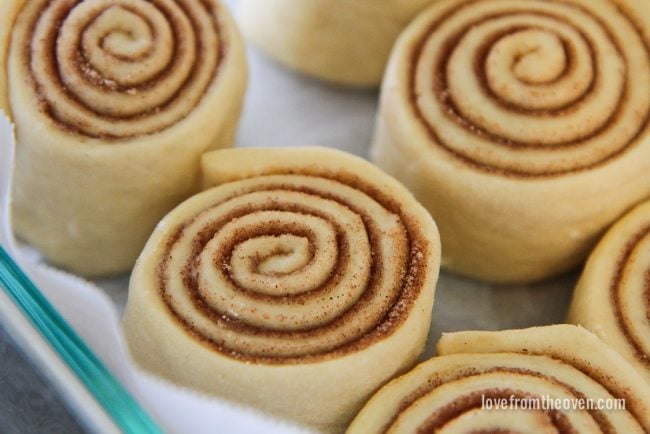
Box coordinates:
[156,173,432,363]
[569,201,650,381]
[348,326,650,434]
[12,0,223,138]
[612,227,650,371]
[410,0,650,176]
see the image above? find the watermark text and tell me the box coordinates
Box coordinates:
[481,394,625,411]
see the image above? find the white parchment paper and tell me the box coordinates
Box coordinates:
[0,3,577,431]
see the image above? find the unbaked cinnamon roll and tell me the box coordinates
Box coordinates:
[568,200,650,384]
[0,0,247,275]
[348,325,650,433]
[123,147,441,432]
[239,0,433,87]
[372,0,650,282]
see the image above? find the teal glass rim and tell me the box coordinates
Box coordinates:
[0,245,163,434]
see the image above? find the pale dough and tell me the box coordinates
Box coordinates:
[372,0,650,282]
[123,147,441,432]
[568,200,650,384]
[239,0,433,87]
[0,0,248,275]
[348,325,650,433]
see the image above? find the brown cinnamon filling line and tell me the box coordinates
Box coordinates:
[646,268,650,344]
[416,390,576,434]
[472,24,594,116]
[468,430,526,434]
[156,174,431,364]
[75,3,175,90]
[380,366,626,434]
[217,224,321,299]
[611,224,650,368]
[162,200,386,354]
[20,0,225,139]
[183,209,351,306]
[95,10,157,64]
[408,0,650,177]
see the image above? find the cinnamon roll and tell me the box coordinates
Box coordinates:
[239,0,433,87]
[348,325,650,433]
[123,147,441,432]
[0,0,247,275]
[568,200,650,384]
[372,0,650,282]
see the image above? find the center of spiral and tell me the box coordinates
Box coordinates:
[208,211,340,298]
[492,29,566,84]
[234,234,312,276]
[91,6,152,59]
